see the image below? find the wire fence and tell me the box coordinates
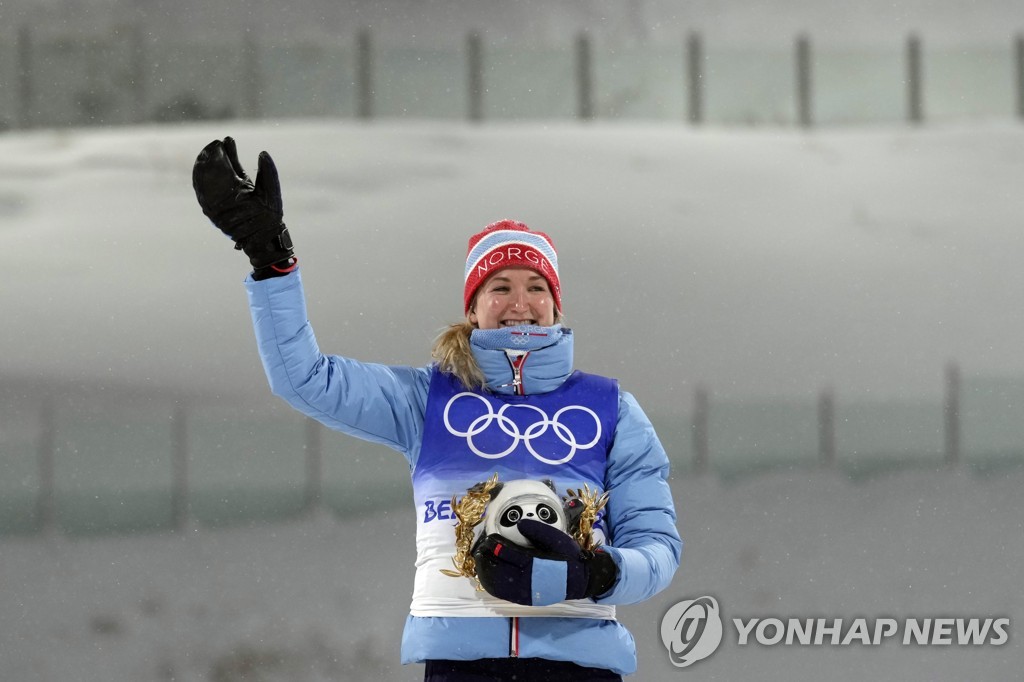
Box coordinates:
[2,362,1023,536]
[2,27,1024,130]
[673,364,1024,480]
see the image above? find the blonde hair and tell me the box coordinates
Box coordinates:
[431,319,487,391]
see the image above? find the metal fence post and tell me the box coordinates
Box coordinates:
[687,32,704,124]
[692,385,710,474]
[171,402,190,530]
[818,386,835,466]
[576,32,594,120]
[37,397,56,533]
[1015,34,1024,120]
[127,23,148,124]
[467,31,483,122]
[305,417,323,512]
[242,31,263,119]
[796,33,813,128]
[356,28,373,119]
[907,33,924,124]
[17,25,34,129]
[944,362,961,466]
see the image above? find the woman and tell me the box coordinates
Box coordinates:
[193,137,681,680]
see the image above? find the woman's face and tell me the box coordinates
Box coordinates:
[469,268,558,330]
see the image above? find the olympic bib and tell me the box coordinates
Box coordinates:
[418,369,617,486]
[442,392,603,465]
[408,367,620,618]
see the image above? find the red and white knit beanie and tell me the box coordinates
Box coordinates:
[463,219,561,314]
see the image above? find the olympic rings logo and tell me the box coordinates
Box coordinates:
[443,392,602,465]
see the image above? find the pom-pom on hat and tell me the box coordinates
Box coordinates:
[464,219,561,314]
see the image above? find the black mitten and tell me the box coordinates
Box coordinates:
[473,519,618,606]
[192,137,294,272]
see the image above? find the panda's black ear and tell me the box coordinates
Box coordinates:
[541,479,557,493]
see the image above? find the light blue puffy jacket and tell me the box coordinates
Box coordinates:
[245,269,681,675]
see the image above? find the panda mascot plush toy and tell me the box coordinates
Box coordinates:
[481,478,570,548]
[465,478,616,607]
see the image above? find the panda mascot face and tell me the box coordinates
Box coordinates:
[483,479,567,548]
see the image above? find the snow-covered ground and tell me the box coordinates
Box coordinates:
[3,119,1024,680]
[1,469,1021,681]
[5,121,1024,406]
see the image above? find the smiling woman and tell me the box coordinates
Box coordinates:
[192,137,681,681]
[431,221,563,392]
[470,268,558,329]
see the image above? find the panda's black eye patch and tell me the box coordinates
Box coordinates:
[500,505,523,527]
[536,503,557,524]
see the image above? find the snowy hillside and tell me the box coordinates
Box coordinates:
[5,121,1024,408]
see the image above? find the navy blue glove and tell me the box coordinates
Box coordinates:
[473,519,618,606]
[192,137,294,274]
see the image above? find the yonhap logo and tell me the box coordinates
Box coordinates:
[657,595,1010,669]
[660,596,724,668]
[443,392,601,464]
